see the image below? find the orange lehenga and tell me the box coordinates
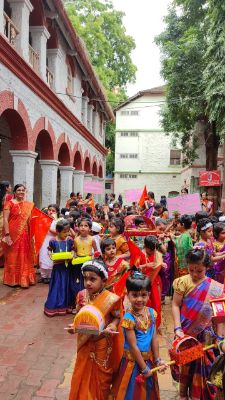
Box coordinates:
[3,200,36,287]
[69,289,123,400]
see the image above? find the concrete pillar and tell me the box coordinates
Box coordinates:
[39,160,60,207]
[98,177,105,203]
[59,166,74,208]
[82,96,89,127]
[47,48,63,91]
[73,170,85,196]
[10,150,37,201]
[0,0,4,34]
[29,26,50,79]
[92,110,98,137]
[8,0,33,62]
[87,103,94,132]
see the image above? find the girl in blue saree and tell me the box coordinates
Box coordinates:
[172,249,225,400]
[113,271,167,400]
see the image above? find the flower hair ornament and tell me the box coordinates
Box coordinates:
[200,222,213,231]
[81,259,108,280]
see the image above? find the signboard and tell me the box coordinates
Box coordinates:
[199,170,221,187]
[83,181,103,195]
[167,193,201,217]
[125,189,143,203]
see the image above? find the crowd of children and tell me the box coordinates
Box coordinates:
[1,186,225,399]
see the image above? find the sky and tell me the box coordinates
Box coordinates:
[111,0,171,96]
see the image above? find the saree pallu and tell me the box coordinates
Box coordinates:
[69,290,123,400]
[161,244,174,298]
[213,243,225,284]
[105,258,129,295]
[3,201,36,287]
[177,278,224,400]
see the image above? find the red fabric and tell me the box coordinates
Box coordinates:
[30,208,52,255]
[127,239,142,266]
[138,185,148,207]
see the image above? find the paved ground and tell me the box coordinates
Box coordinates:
[0,269,178,400]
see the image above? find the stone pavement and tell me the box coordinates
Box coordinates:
[0,269,178,400]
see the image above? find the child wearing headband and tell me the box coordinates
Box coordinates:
[68,257,123,400]
[113,271,167,399]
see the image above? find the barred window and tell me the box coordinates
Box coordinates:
[120,110,139,116]
[120,154,129,158]
[130,110,139,116]
[119,174,137,179]
[120,154,138,159]
[120,132,138,137]
[170,149,181,165]
[121,110,130,116]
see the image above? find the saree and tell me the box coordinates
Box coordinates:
[175,232,193,277]
[140,251,163,328]
[3,200,36,288]
[113,308,159,400]
[105,258,129,294]
[69,289,123,400]
[0,194,13,264]
[161,239,175,298]
[178,277,224,400]
[213,242,225,284]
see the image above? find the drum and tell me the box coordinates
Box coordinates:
[74,304,105,335]
[169,335,203,365]
[72,255,92,265]
[50,252,73,261]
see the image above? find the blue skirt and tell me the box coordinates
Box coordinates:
[44,262,75,317]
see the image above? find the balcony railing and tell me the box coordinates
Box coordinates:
[3,12,19,46]
[29,45,39,72]
[46,67,54,88]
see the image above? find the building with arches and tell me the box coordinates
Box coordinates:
[0,0,113,207]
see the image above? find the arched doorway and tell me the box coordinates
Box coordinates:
[84,157,91,174]
[92,161,97,176]
[98,164,103,178]
[34,130,54,208]
[0,109,28,184]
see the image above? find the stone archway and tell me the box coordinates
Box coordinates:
[34,130,54,208]
[84,157,91,174]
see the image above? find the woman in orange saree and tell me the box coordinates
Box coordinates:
[0,181,12,266]
[68,257,123,400]
[3,184,36,288]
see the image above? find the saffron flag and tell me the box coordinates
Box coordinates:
[127,239,142,267]
[30,208,52,255]
[138,185,148,207]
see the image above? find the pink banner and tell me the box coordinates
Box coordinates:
[125,189,143,203]
[83,181,103,195]
[167,193,201,217]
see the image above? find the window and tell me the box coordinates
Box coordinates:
[120,110,139,116]
[130,110,139,116]
[120,154,138,159]
[120,132,138,137]
[119,174,137,179]
[105,182,111,189]
[130,132,138,137]
[170,149,181,165]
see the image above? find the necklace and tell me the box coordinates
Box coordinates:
[131,306,149,333]
[107,257,117,272]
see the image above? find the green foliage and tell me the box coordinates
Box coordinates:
[64,0,136,174]
[155,1,209,165]
[203,1,225,135]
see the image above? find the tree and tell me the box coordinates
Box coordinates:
[155,0,221,205]
[64,0,136,174]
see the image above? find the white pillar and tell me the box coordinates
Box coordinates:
[73,170,85,196]
[98,177,105,203]
[82,96,89,127]
[47,48,63,91]
[10,150,37,201]
[87,103,94,132]
[59,166,75,209]
[92,110,98,136]
[39,160,60,207]
[0,0,4,34]
[8,0,33,62]
[29,26,50,79]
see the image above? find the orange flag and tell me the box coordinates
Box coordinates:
[127,239,142,267]
[30,208,52,255]
[138,185,148,207]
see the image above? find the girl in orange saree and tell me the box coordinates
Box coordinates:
[3,184,36,288]
[68,257,123,400]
